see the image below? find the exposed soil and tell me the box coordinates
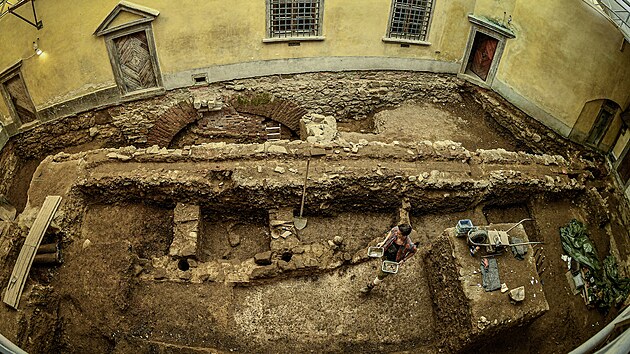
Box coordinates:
[338,97,519,152]
[1,93,629,354]
[198,209,270,262]
[5,158,41,213]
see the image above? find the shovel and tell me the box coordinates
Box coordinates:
[294,157,311,230]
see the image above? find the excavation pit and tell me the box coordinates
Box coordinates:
[0,67,627,353]
[0,135,599,352]
[199,209,270,262]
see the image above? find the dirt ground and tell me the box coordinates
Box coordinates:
[2,96,629,353]
[338,97,519,152]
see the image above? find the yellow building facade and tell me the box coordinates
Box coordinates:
[0,0,629,159]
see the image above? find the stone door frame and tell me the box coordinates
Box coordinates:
[459,15,515,88]
[0,60,38,131]
[103,23,164,100]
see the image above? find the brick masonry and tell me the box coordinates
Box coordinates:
[145,99,198,147]
[230,94,307,132]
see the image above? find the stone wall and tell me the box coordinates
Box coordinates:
[0,142,19,197]
[0,71,598,214]
[227,72,464,120]
[470,87,603,162]
[2,71,467,156]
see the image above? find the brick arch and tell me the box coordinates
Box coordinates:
[146,100,198,147]
[230,94,307,132]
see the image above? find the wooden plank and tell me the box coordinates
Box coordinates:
[2,196,61,309]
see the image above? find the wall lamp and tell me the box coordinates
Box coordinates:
[33,38,42,56]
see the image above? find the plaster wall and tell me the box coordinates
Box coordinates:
[0,0,472,117]
[474,0,516,23]
[0,0,628,145]
[573,100,605,142]
[0,0,119,114]
[495,0,630,130]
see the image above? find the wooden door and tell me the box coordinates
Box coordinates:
[113,31,157,93]
[618,150,630,185]
[3,75,37,124]
[587,104,615,146]
[471,35,498,81]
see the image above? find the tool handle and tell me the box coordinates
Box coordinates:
[299,158,310,217]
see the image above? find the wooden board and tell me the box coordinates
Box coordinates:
[3,196,61,309]
[471,36,497,81]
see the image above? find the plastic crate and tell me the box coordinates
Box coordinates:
[456,219,474,237]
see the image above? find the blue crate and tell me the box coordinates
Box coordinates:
[456,219,473,237]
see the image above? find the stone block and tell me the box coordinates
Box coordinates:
[154,268,167,280]
[254,251,272,265]
[250,264,279,279]
[228,231,241,247]
[0,195,16,222]
[170,204,200,257]
[174,203,200,223]
[509,286,525,302]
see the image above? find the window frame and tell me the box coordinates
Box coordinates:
[459,15,515,87]
[94,3,164,101]
[383,0,435,46]
[264,0,325,43]
[0,60,39,129]
[102,22,164,100]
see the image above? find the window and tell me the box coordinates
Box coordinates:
[267,0,323,39]
[0,61,38,128]
[386,0,434,42]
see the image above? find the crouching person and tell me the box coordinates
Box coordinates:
[361,223,418,294]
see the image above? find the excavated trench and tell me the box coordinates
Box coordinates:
[0,73,627,353]
[1,135,596,353]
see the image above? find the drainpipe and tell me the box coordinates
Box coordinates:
[569,305,630,354]
[0,333,27,354]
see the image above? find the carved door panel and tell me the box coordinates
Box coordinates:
[3,75,37,124]
[471,36,498,81]
[113,31,157,93]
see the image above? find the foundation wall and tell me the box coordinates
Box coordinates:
[9,72,466,152]
[0,72,596,212]
[0,142,19,197]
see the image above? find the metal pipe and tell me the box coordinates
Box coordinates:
[569,305,630,354]
[36,243,58,254]
[0,332,28,354]
[506,218,534,233]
